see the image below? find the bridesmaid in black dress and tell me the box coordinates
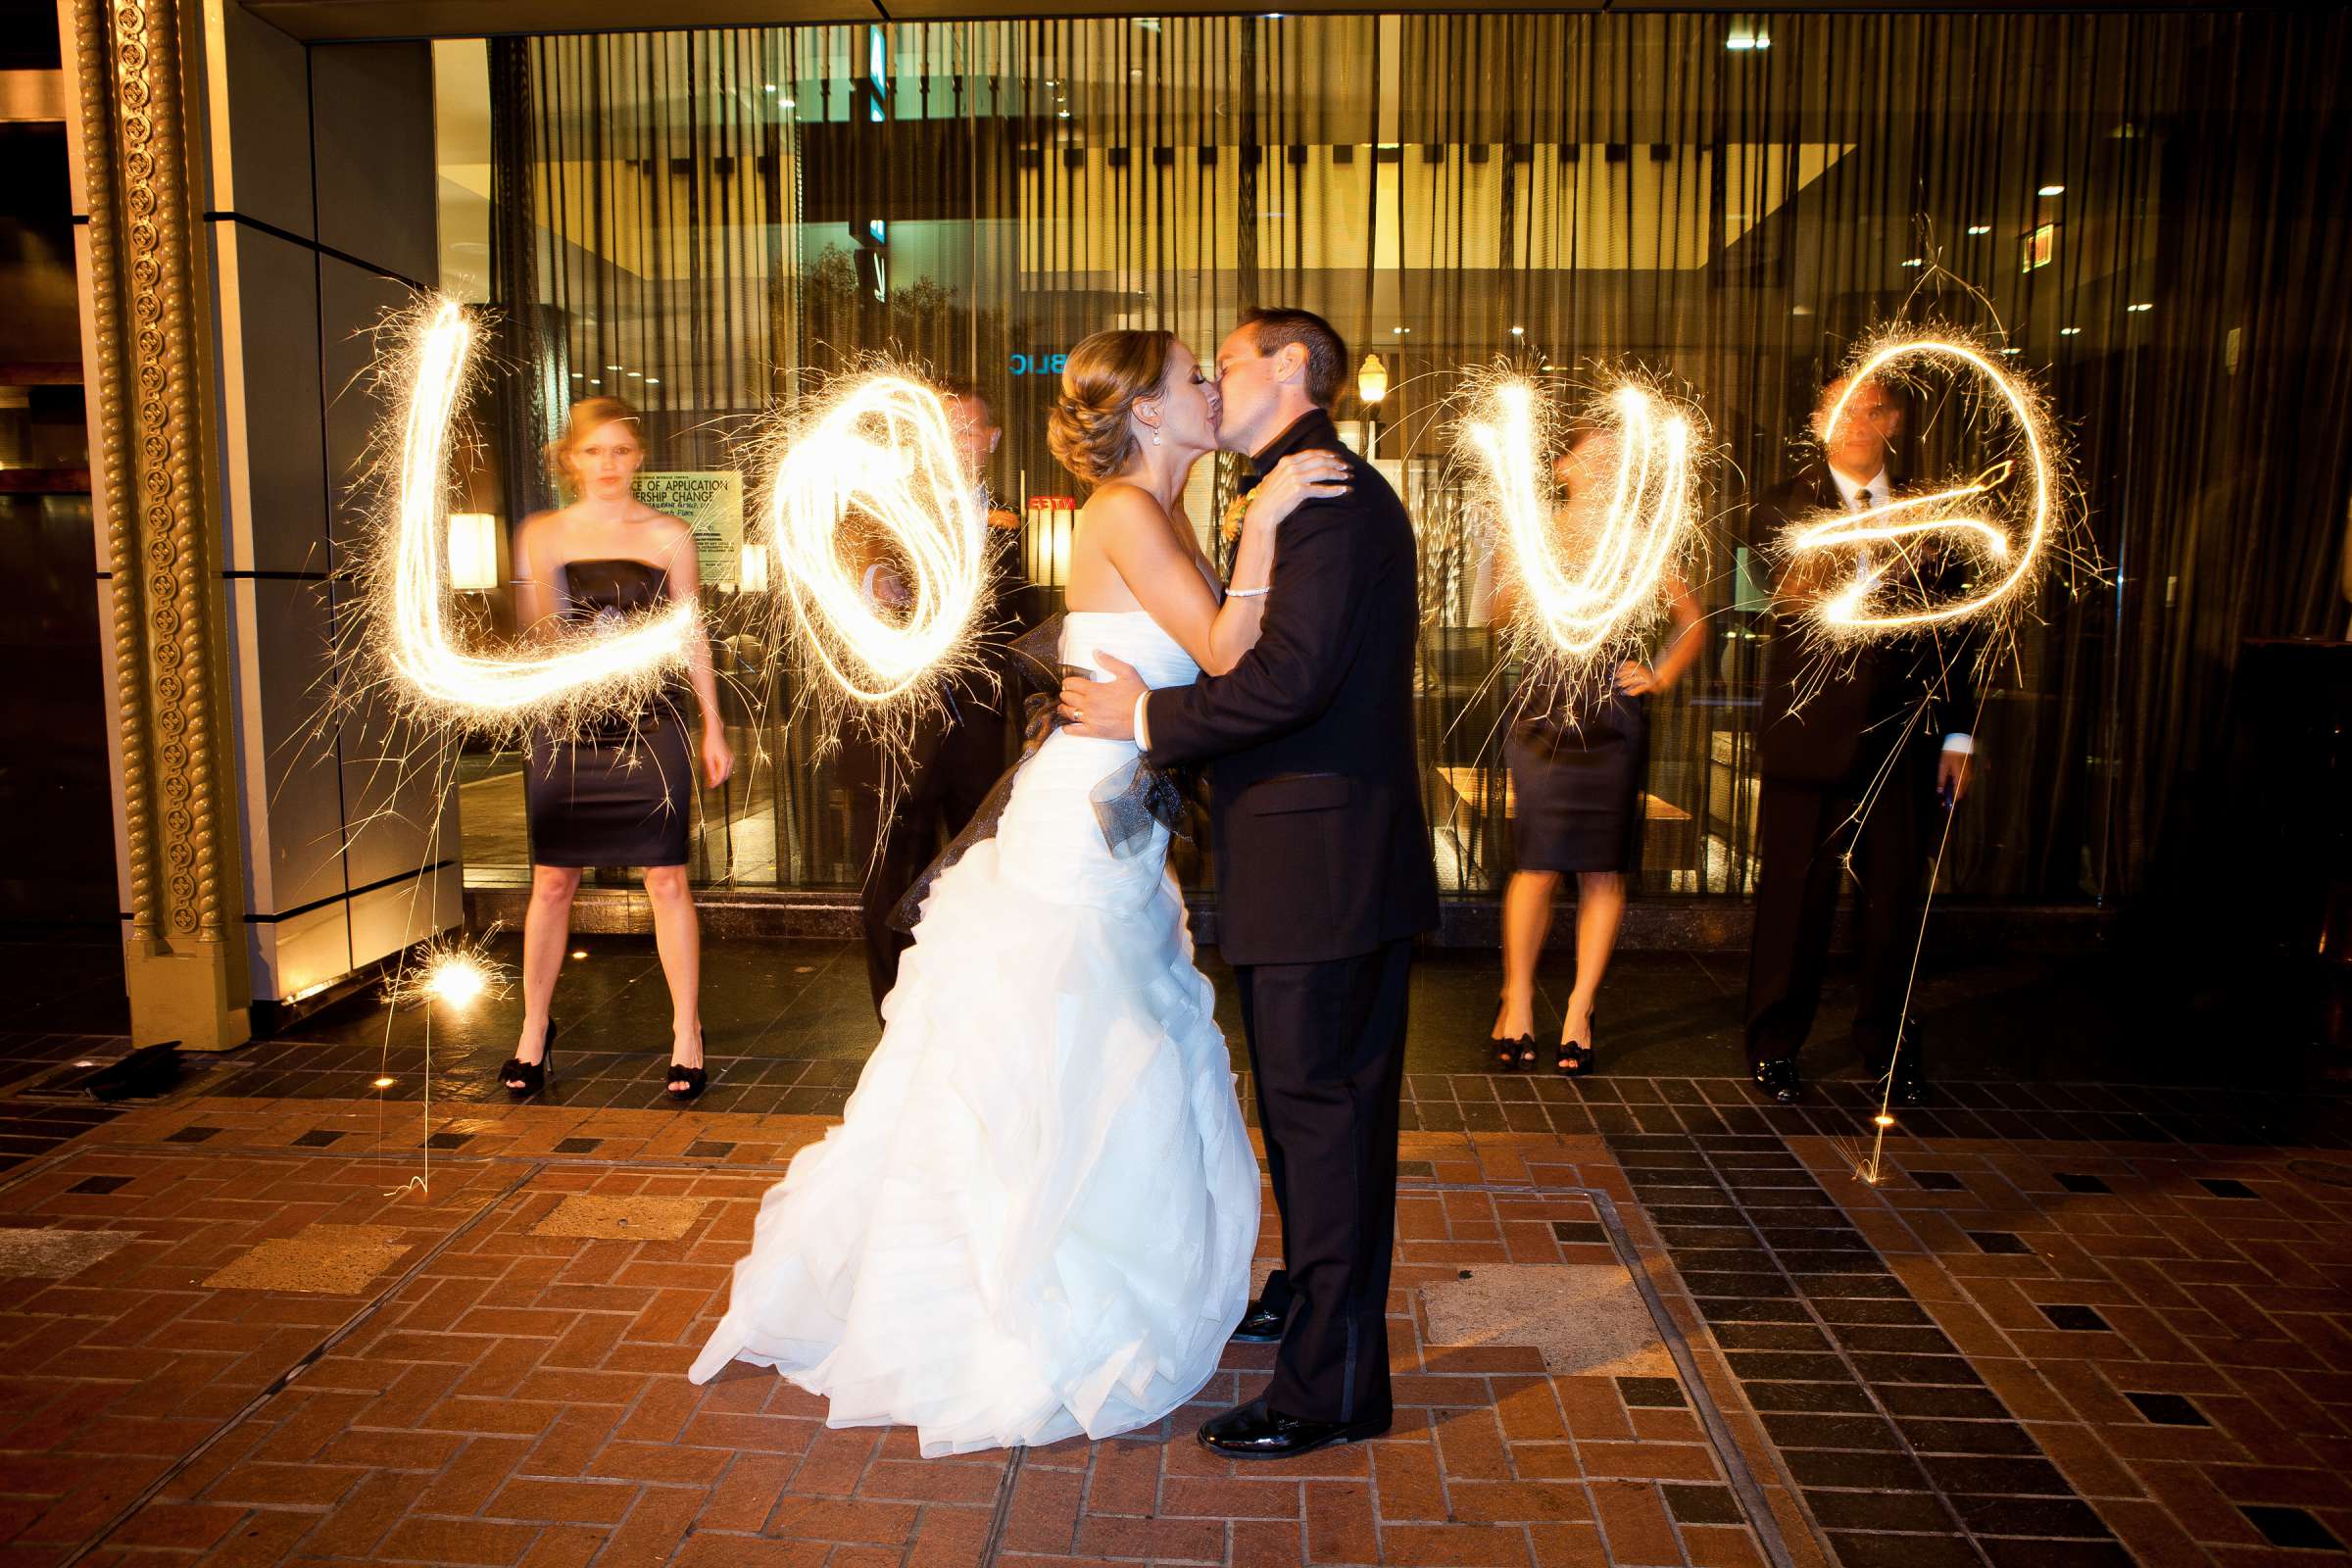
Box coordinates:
[497,396,734,1102]
[1490,424,1703,1076]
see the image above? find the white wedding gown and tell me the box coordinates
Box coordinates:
[689,611,1260,1455]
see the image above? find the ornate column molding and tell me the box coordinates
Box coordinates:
[74,0,248,1046]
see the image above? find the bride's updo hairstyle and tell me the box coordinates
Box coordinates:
[1046,328,1176,486]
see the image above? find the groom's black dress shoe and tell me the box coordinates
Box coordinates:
[1197,1397,1390,1461]
[1230,1298,1285,1345]
[1752,1057,1803,1105]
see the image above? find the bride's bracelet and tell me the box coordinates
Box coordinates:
[1227,585,1272,599]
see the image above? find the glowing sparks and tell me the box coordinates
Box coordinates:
[1782,326,2065,638]
[756,370,987,711]
[1463,374,1703,671]
[383,925,511,1011]
[424,954,490,1005]
[360,296,699,737]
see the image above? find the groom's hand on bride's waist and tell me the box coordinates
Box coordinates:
[1059,654,1144,741]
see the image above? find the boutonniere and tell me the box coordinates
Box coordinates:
[1219,491,1251,545]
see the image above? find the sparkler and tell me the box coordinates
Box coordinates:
[1781,325,2062,642]
[382,923,511,1010]
[1461,374,1703,677]
[758,370,987,706]
[753,369,988,750]
[360,296,699,738]
[375,921,509,1201]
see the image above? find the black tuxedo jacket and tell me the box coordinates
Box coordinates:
[1752,469,1980,785]
[1142,410,1440,966]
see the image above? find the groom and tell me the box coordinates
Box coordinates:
[1062,306,1439,1459]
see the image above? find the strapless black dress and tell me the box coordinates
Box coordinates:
[1504,674,1646,874]
[523,559,694,869]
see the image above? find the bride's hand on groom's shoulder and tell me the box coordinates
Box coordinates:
[1245,452,1352,534]
[1059,655,1144,741]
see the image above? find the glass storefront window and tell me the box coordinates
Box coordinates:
[430,11,2342,908]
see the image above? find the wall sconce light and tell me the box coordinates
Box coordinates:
[447,513,499,593]
[739,541,770,594]
[1356,353,1389,407]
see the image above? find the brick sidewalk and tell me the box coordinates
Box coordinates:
[1,1086,2347,1566]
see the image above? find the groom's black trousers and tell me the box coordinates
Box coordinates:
[1237,937,1414,1425]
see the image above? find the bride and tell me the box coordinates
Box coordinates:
[688,329,1351,1454]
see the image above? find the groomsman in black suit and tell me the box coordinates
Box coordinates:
[1745,373,1979,1105]
[843,379,1036,1020]
[1060,307,1440,1460]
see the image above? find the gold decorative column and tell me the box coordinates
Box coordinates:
[74,0,250,1050]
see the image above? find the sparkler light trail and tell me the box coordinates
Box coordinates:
[754,369,988,724]
[1781,325,2063,641]
[1461,373,1704,672]
[333,296,713,1198]
[361,297,699,737]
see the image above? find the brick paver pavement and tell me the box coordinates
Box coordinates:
[0,1072,2346,1567]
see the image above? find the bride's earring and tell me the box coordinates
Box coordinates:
[1152,431,1163,446]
